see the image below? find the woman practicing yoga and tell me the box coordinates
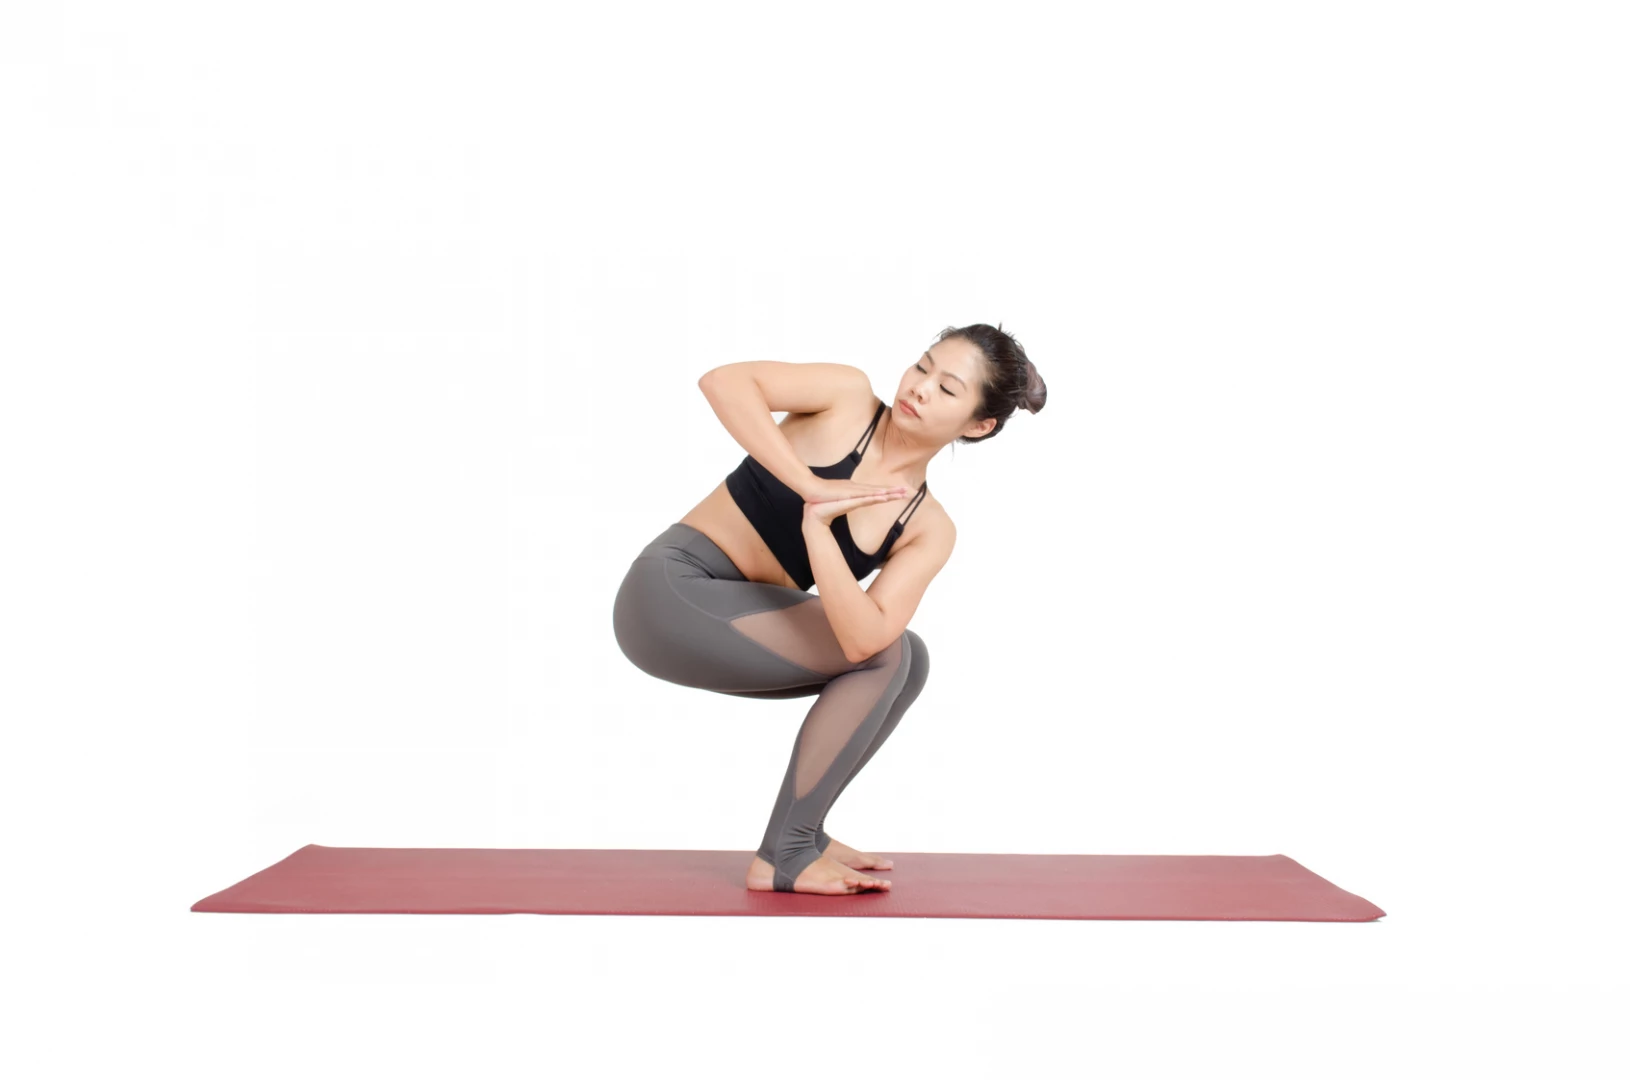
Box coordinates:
[613,323,1047,895]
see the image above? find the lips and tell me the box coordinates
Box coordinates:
[900,400,919,418]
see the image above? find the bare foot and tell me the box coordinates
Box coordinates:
[821,836,894,871]
[746,853,891,894]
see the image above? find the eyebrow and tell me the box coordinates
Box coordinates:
[922,350,967,388]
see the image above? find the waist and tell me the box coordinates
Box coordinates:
[723,467,810,580]
[635,522,750,580]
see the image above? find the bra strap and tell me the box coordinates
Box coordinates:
[894,482,928,527]
[852,401,886,457]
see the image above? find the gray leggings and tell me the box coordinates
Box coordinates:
[612,522,930,891]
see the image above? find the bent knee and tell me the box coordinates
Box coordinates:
[852,629,930,675]
[852,632,905,668]
[903,629,929,680]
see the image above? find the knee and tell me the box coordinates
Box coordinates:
[858,629,929,682]
[902,629,929,687]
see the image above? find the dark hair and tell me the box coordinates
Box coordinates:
[935,322,1046,444]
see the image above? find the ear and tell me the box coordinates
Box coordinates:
[964,416,997,439]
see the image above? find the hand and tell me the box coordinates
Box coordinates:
[802,478,915,527]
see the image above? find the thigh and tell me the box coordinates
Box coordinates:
[614,554,867,695]
[726,594,862,677]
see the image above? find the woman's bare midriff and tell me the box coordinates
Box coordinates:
[678,481,804,589]
[675,397,932,589]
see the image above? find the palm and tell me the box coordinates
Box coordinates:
[804,490,910,526]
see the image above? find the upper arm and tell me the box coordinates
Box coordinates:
[862,514,956,657]
[699,361,869,416]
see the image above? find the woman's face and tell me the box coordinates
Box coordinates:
[890,338,995,443]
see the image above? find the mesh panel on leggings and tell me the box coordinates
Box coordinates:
[731,600,905,799]
[728,599,855,680]
[729,596,918,889]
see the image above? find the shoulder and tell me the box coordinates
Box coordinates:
[835,366,878,411]
[830,380,885,441]
[806,369,879,429]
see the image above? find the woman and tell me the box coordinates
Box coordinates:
[613,323,1047,895]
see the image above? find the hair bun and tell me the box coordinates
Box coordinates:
[1020,359,1046,415]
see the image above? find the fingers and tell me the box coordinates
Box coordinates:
[811,487,911,503]
[817,493,907,508]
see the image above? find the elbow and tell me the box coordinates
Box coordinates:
[845,612,892,664]
[844,638,881,666]
[699,368,740,401]
[700,364,752,395]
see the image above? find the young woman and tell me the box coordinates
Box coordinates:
[613,323,1046,895]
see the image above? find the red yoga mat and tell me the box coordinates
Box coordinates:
[191,844,1385,921]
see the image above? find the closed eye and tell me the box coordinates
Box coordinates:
[914,362,954,396]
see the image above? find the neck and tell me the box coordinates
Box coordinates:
[876,407,934,488]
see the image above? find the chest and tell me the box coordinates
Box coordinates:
[780,422,924,558]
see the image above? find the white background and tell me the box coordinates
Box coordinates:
[4,1,1626,1076]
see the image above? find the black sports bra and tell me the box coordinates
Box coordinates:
[723,400,928,591]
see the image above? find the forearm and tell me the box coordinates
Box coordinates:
[699,371,815,498]
[803,517,885,662]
